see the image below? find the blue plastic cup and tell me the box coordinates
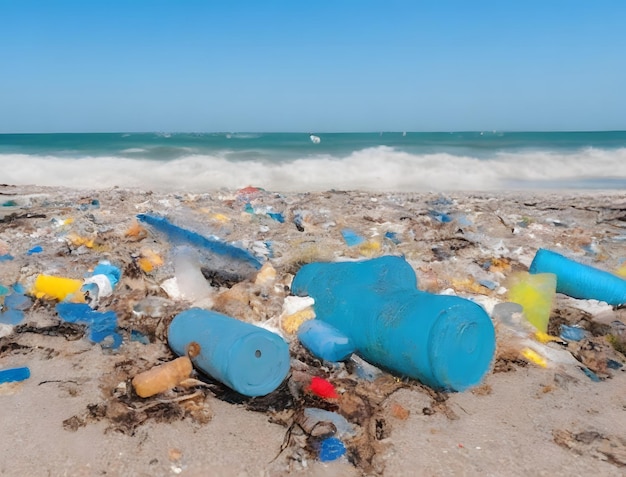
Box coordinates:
[529,248,626,305]
[291,256,495,392]
[168,308,290,397]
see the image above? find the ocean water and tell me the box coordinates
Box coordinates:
[1,131,625,192]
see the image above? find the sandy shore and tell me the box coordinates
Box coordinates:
[1,183,625,476]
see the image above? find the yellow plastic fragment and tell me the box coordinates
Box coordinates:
[131,356,193,398]
[616,263,626,278]
[32,275,84,302]
[281,308,316,335]
[210,213,230,223]
[125,220,147,239]
[451,277,489,295]
[507,272,556,333]
[534,331,562,344]
[520,348,548,368]
[137,248,163,272]
[358,240,382,257]
[66,232,95,248]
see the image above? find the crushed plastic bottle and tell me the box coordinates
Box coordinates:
[292,256,496,392]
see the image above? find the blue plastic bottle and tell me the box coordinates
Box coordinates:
[529,248,626,305]
[291,256,495,392]
[168,308,290,397]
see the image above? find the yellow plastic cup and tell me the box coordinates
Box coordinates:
[507,272,556,333]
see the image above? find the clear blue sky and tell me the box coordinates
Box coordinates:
[1,0,625,133]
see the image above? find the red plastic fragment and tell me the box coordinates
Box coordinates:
[308,376,339,399]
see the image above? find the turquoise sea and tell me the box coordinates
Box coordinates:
[1,131,625,192]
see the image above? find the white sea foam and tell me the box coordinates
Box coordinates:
[2,146,625,193]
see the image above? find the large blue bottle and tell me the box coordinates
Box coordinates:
[291,256,495,392]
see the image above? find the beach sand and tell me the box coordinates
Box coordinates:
[1,184,625,476]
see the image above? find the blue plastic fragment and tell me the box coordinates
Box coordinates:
[0,288,31,325]
[130,329,150,345]
[5,292,32,311]
[0,309,24,325]
[267,211,285,223]
[530,248,626,305]
[137,213,262,269]
[56,303,122,348]
[12,283,25,294]
[559,324,587,342]
[428,210,452,223]
[297,320,356,362]
[580,367,601,382]
[478,279,498,290]
[0,366,30,384]
[91,261,122,288]
[27,245,43,255]
[350,354,385,382]
[0,254,14,262]
[384,231,401,245]
[2,200,17,207]
[341,229,365,247]
[0,284,8,296]
[319,437,346,462]
[607,359,623,370]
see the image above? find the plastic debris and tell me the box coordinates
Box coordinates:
[0,366,30,384]
[172,246,213,303]
[56,302,122,348]
[130,329,151,344]
[292,255,496,392]
[559,324,587,342]
[428,210,452,223]
[26,245,43,255]
[137,248,163,272]
[581,367,601,382]
[168,308,290,397]
[82,260,121,307]
[319,437,346,462]
[341,228,365,247]
[132,356,193,398]
[0,284,33,325]
[137,213,262,270]
[31,275,84,302]
[302,407,356,439]
[349,354,385,381]
[244,203,285,223]
[297,320,356,362]
[384,231,401,244]
[308,376,339,399]
[0,254,14,262]
[507,271,557,333]
[530,248,626,305]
